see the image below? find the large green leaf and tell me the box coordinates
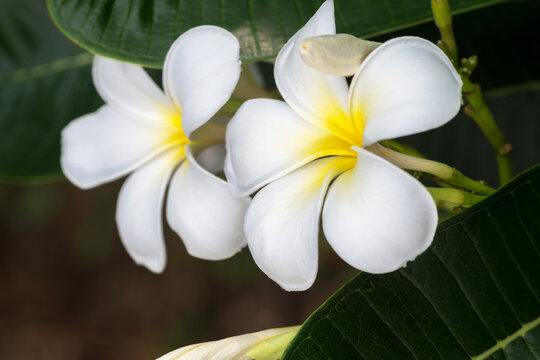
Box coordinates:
[283,165,540,359]
[0,0,101,183]
[47,0,505,67]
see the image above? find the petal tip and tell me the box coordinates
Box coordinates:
[136,255,166,274]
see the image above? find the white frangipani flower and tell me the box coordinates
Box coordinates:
[225,0,462,291]
[61,26,250,273]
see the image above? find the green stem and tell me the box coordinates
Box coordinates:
[219,97,244,115]
[462,78,514,184]
[373,144,495,195]
[431,0,458,65]
[427,187,485,206]
[431,0,513,186]
[379,139,425,159]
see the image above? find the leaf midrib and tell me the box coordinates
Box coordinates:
[0,52,92,86]
[472,316,540,359]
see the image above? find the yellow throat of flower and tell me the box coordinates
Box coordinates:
[163,108,189,148]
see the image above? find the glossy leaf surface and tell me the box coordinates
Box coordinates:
[47,0,505,67]
[0,0,101,183]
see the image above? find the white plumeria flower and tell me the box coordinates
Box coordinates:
[225,0,462,291]
[61,26,250,273]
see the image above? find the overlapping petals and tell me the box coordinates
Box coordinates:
[61,105,174,189]
[322,148,437,274]
[92,56,175,127]
[274,0,354,144]
[245,156,355,291]
[225,99,353,196]
[167,146,250,261]
[349,36,462,146]
[61,26,248,272]
[225,0,462,290]
[116,147,184,273]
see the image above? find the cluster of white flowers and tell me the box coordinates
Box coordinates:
[61,0,461,292]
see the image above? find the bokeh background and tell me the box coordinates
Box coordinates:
[1,1,539,359]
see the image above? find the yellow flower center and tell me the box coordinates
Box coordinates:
[162,109,189,148]
[312,91,365,150]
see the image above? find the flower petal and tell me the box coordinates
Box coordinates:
[157,327,296,360]
[163,26,241,138]
[116,147,185,273]
[166,146,250,260]
[225,99,353,196]
[92,56,175,127]
[245,156,355,291]
[61,105,174,189]
[348,36,462,146]
[274,0,355,143]
[322,147,437,274]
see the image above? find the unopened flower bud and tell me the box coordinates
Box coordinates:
[299,34,381,76]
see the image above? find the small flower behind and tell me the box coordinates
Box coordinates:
[61,26,250,272]
[225,0,462,290]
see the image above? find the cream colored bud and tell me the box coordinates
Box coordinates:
[299,34,381,76]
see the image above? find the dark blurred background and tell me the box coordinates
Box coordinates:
[0,176,361,359]
[1,0,539,359]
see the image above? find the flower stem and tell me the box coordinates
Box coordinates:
[431,0,513,185]
[219,97,244,115]
[373,144,495,195]
[379,139,425,159]
[427,187,485,206]
[431,0,458,65]
[462,78,514,184]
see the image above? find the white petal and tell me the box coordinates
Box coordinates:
[322,147,437,274]
[92,56,176,127]
[163,26,241,138]
[116,147,185,273]
[245,156,355,291]
[274,1,356,143]
[225,99,353,196]
[348,37,462,146]
[157,327,294,360]
[166,146,250,260]
[61,105,175,189]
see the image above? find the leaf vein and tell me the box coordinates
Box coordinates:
[486,210,540,304]
[458,222,522,329]
[430,246,498,342]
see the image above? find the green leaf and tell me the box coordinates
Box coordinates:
[0,0,101,183]
[283,165,540,359]
[46,0,506,67]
